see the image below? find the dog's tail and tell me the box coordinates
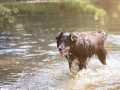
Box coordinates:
[99,30,107,40]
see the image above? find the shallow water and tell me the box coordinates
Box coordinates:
[0,15,120,90]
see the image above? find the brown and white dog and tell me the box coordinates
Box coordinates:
[55,30,107,75]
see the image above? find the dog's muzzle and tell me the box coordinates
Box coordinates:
[58,46,70,56]
[58,42,66,56]
[58,48,65,56]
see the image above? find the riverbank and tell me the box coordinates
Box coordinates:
[2,2,105,16]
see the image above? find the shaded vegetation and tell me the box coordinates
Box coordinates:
[91,0,120,31]
[1,0,120,31]
[91,0,120,18]
[0,4,19,29]
[1,0,120,19]
[2,1,105,17]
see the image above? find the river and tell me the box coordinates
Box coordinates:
[0,14,120,90]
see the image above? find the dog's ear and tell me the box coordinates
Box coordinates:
[99,30,107,39]
[70,33,77,42]
[56,32,63,40]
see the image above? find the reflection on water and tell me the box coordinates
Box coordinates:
[0,15,120,90]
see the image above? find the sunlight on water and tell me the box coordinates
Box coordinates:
[61,55,120,90]
[0,15,120,90]
[107,35,120,45]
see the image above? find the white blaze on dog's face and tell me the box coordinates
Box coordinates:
[56,32,77,56]
[56,32,70,56]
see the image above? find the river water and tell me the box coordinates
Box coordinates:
[0,14,120,90]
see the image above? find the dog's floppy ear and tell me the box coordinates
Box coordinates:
[70,33,77,42]
[56,32,63,40]
[99,30,107,39]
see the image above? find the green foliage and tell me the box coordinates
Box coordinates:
[2,1,106,19]
[3,2,104,15]
[72,0,106,17]
[3,2,44,14]
[0,4,19,29]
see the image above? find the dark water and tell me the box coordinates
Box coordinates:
[0,14,120,90]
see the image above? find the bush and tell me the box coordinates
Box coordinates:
[0,4,19,29]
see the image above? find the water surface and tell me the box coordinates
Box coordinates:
[0,15,120,90]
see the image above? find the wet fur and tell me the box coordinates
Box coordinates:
[56,31,107,75]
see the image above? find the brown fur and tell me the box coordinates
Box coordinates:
[56,31,107,74]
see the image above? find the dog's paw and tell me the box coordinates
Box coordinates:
[70,67,79,75]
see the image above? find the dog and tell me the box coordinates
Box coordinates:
[55,30,107,75]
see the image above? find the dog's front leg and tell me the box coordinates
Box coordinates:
[65,55,68,60]
[65,55,72,69]
[78,58,87,70]
[70,59,80,75]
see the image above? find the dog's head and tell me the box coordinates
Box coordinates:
[55,32,77,56]
[99,30,107,40]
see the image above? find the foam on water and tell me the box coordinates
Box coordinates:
[61,53,120,90]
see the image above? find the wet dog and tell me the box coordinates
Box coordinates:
[55,30,107,75]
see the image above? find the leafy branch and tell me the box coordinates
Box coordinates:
[0,4,19,29]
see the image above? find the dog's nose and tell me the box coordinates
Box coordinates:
[59,48,62,51]
[59,45,64,51]
[58,42,65,51]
